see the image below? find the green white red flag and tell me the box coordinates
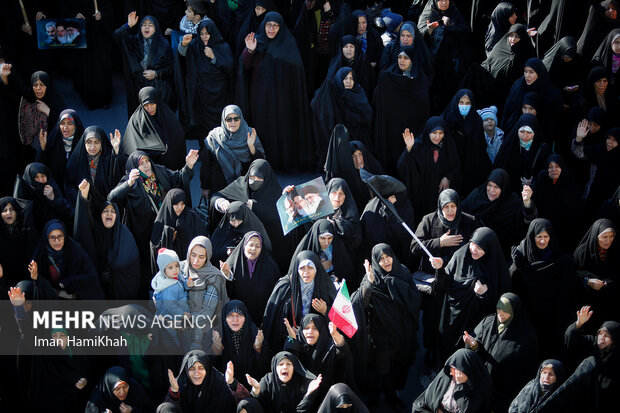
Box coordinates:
[328,280,358,338]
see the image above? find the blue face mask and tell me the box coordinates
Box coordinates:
[519,139,533,150]
[458,104,471,116]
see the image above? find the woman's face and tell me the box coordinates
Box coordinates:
[613,36,620,54]
[60,119,76,138]
[276,358,294,383]
[173,201,185,216]
[343,72,354,89]
[32,79,47,100]
[112,381,129,401]
[522,104,537,116]
[588,121,601,134]
[534,230,550,250]
[143,102,157,116]
[547,161,561,180]
[441,202,457,221]
[101,204,116,228]
[229,218,243,228]
[352,150,364,170]
[138,156,153,177]
[429,129,444,145]
[508,32,520,46]
[318,234,333,250]
[605,4,618,19]
[225,113,241,133]
[329,188,346,209]
[497,308,511,322]
[34,173,47,184]
[298,264,316,283]
[141,19,155,39]
[255,5,266,17]
[1,203,17,225]
[51,331,69,349]
[378,253,393,272]
[597,230,615,250]
[450,367,468,384]
[302,320,320,345]
[458,95,471,107]
[594,78,609,95]
[606,135,618,152]
[597,329,613,350]
[509,12,517,25]
[437,0,450,11]
[518,128,535,143]
[397,54,412,72]
[200,27,210,45]
[85,136,102,156]
[539,365,557,386]
[265,21,280,39]
[486,181,501,201]
[400,30,413,46]
[226,311,246,332]
[342,43,355,60]
[190,245,208,269]
[244,236,262,260]
[523,66,538,85]
[48,229,65,251]
[469,242,486,260]
[188,361,207,385]
[357,16,367,35]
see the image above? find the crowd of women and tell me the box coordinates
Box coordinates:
[0,0,619,412]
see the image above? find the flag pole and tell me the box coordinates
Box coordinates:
[360,170,435,260]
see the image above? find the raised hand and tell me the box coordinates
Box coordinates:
[94,10,102,20]
[128,11,139,28]
[21,24,33,35]
[247,128,257,151]
[0,264,3,278]
[36,100,50,116]
[254,329,264,352]
[246,374,260,395]
[576,305,593,328]
[127,168,141,186]
[75,378,87,389]
[78,179,90,200]
[283,318,298,338]
[0,63,12,83]
[245,32,257,52]
[363,259,374,283]
[462,331,477,348]
[219,260,231,278]
[438,177,450,193]
[36,12,46,21]
[76,13,85,19]
[8,287,25,307]
[312,298,327,315]
[28,260,38,280]
[109,129,121,154]
[186,149,199,168]
[211,330,223,353]
[39,129,48,150]
[306,374,322,395]
[225,361,235,384]
[181,33,193,47]
[429,256,444,270]
[576,119,589,141]
[521,185,533,208]
[402,128,415,152]
[329,322,345,347]
[168,369,179,392]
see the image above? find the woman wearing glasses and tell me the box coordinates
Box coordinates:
[201,105,264,198]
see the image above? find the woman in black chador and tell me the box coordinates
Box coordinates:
[412,348,492,413]
[508,359,566,413]
[0,197,38,286]
[237,11,314,171]
[463,293,539,413]
[122,86,186,171]
[510,219,576,359]
[114,13,175,116]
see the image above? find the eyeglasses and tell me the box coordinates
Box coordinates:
[48,234,65,241]
[265,23,280,29]
[225,116,240,123]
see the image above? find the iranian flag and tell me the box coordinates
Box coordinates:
[328,280,358,338]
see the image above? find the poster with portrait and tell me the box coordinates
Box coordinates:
[37,18,87,49]
[277,177,335,235]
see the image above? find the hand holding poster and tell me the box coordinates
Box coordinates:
[37,18,87,49]
[277,177,334,235]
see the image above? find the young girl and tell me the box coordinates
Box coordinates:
[152,248,190,347]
